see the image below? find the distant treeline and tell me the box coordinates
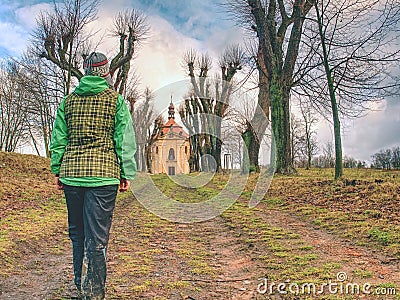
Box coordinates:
[294,146,400,170]
[370,146,400,170]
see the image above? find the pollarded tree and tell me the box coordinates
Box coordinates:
[32,0,149,96]
[110,9,149,95]
[179,46,245,172]
[179,50,212,172]
[32,0,99,95]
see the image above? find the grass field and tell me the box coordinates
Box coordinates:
[0,151,399,299]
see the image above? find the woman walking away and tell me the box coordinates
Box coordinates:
[50,52,137,299]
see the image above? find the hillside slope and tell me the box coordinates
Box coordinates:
[0,151,60,217]
[0,151,69,298]
[0,152,399,299]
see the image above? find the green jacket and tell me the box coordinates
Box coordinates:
[50,76,137,187]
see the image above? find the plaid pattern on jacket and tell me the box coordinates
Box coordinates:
[59,88,120,179]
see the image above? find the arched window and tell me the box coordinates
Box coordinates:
[168,148,175,160]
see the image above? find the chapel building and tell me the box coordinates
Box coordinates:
[150,101,190,175]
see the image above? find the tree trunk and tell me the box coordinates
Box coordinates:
[331,98,343,179]
[214,113,224,172]
[305,120,311,170]
[215,135,223,172]
[307,146,312,170]
[29,127,41,156]
[242,128,260,173]
[243,49,269,173]
[315,1,343,179]
[145,144,152,173]
[193,135,201,172]
[245,0,314,175]
[270,78,296,174]
[140,144,147,172]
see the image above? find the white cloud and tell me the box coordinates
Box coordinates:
[0,2,53,56]
[88,4,245,92]
[205,27,246,57]
[15,3,52,30]
[134,15,201,90]
[0,22,28,55]
[85,8,202,91]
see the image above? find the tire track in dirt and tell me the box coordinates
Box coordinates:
[167,217,263,300]
[255,205,400,286]
[106,194,267,299]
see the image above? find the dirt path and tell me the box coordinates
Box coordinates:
[1,193,399,299]
[255,205,400,285]
[0,240,76,299]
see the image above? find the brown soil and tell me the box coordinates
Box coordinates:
[0,153,398,299]
[1,194,399,299]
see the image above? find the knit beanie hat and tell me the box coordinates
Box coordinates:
[84,52,113,86]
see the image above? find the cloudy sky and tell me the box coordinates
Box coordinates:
[0,0,398,162]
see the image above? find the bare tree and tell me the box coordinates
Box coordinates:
[290,113,303,166]
[241,41,270,173]
[290,103,319,169]
[299,100,319,169]
[180,46,244,172]
[223,0,315,174]
[109,9,149,94]
[15,50,67,157]
[32,0,99,94]
[224,90,258,171]
[297,0,400,178]
[392,146,400,170]
[32,1,149,95]
[322,141,335,168]
[132,87,155,172]
[216,45,246,170]
[372,147,400,170]
[343,155,357,168]
[0,62,30,152]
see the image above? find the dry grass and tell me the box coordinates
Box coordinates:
[1,152,399,299]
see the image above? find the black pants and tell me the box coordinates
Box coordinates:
[63,184,118,299]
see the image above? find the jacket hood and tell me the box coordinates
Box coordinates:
[74,76,110,96]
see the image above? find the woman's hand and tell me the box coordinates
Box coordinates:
[55,176,63,190]
[119,178,130,192]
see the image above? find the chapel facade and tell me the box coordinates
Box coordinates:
[150,101,190,175]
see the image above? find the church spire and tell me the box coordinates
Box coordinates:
[168,95,175,119]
